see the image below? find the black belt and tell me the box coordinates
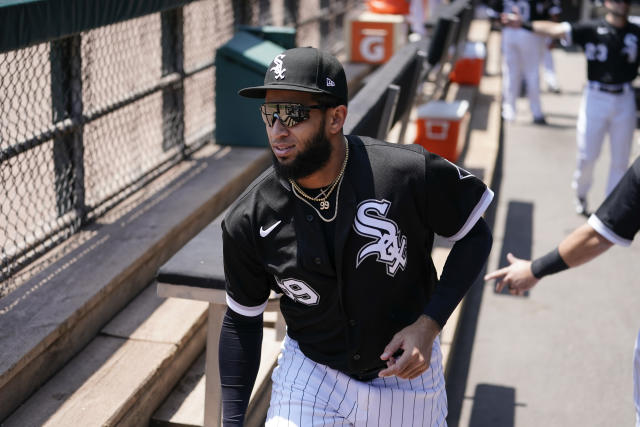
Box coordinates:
[588,82,628,94]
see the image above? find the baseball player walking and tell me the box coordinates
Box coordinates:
[503,0,640,215]
[484,155,640,426]
[218,47,494,426]
[492,0,555,123]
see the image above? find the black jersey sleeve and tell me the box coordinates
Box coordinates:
[588,157,640,246]
[222,219,272,316]
[569,21,593,47]
[424,217,493,327]
[219,308,263,426]
[424,153,494,241]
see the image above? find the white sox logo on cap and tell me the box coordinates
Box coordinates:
[270,54,286,80]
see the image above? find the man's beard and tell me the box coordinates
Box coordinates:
[272,119,333,181]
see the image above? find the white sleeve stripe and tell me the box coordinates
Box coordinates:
[587,214,632,247]
[226,294,269,317]
[445,187,495,242]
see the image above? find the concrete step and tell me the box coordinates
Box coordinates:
[3,283,208,426]
[151,316,283,427]
[0,144,272,422]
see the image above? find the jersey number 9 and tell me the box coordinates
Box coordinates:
[275,277,320,306]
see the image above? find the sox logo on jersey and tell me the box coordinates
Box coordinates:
[354,199,407,277]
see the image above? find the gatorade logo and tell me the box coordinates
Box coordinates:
[359,29,387,62]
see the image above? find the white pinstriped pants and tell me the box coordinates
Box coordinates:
[573,86,635,199]
[266,335,447,426]
[501,27,544,120]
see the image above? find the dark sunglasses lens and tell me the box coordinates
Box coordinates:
[260,103,309,127]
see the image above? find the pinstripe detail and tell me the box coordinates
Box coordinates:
[336,377,352,413]
[396,376,404,426]
[313,365,328,427]
[430,348,436,426]
[377,387,381,427]
[266,336,447,426]
[345,396,356,420]
[389,381,393,427]
[302,362,317,426]
[289,350,305,422]
[324,369,340,422]
[365,384,371,426]
[420,372,426,426]
[281,346,295,422]
[411,376,416,427]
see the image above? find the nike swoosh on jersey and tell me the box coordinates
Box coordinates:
[259,220,282,237]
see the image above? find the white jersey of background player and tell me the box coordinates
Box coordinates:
[493,0,555,124]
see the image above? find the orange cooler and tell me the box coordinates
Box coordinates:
[449,42,486,86]
[345,11,407,64]
[414,100,469,162]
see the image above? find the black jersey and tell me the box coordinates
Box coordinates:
[222,136,493,375]
[589,156,640,246]
[570,20,640,84]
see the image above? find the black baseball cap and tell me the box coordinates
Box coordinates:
[238,47,348,105]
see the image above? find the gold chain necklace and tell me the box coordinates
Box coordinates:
[292,176,343,222]
[289,142,349,211]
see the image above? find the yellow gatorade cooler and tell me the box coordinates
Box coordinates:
[345,11,407,64]
[414,100,469,162]
[450,41,486,86]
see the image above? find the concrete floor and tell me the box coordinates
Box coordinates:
[447,46,640,427]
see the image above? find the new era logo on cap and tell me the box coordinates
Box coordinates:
[237,47,348,105]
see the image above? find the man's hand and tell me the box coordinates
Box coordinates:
[378,315,440,379]
[484,252,539,296]
[501,7,524,28]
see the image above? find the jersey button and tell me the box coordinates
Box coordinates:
[353,353,361,361]
[349,319,357,327]
[305,214,314,222]
[314,257,322,265]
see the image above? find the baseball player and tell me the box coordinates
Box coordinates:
[539,0,562,93]
[490,0,554,123]
[218,47,494,426]
[503,0,640,215]
[484,155,640,426]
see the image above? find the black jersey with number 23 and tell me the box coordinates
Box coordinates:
[571,20,640,84]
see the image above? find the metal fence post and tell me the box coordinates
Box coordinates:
[50,35,86,224]
[161,8,186,154]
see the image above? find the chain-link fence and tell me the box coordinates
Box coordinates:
[0,0,359,292]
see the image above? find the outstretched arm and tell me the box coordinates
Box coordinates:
[484,223,613,295]
[501,10,569,38]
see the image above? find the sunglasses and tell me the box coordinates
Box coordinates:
[260,103,327,127]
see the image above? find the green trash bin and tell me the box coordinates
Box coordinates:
[238,25,296,50]
[215,30,291,146]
